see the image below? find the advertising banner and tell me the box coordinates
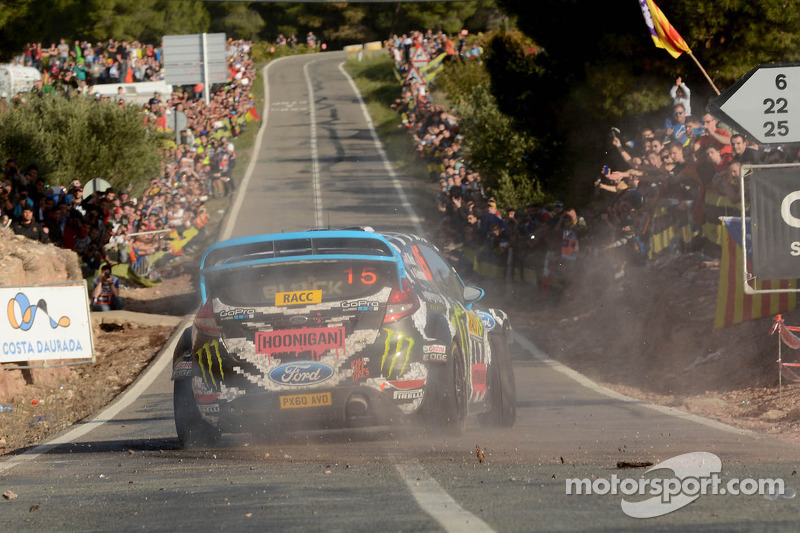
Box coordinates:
[751,167,800,280]
[0,283,94,363]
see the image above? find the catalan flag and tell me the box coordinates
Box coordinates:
[714,217,797,328]
[639,0,692,58]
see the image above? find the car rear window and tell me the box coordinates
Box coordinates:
[207,260,396,306]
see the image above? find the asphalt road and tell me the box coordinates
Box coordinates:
[2,52,799,532]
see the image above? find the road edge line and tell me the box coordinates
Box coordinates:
[0,318,191,474]
[337,61,425,236]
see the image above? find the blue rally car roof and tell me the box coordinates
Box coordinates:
[199,230,406,301]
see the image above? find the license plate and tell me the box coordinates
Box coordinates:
[279,392,332,409]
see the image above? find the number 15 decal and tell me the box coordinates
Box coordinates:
[345,267,377,285]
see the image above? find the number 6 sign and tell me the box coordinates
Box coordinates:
[711,63,800,144]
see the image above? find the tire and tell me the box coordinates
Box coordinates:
[423,341,468,434]
[481,334,516,428]
[174,378,221,448]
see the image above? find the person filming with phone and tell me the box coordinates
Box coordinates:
[91,263,123,311]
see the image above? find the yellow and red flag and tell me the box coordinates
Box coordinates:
[639,0,692,58]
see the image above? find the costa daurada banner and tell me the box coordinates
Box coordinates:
[1,284,94,363]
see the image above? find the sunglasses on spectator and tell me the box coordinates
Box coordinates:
[674,111,685,115]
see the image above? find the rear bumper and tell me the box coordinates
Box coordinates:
[203,384,420,434]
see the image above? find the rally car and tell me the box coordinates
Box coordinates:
[172,229,516,447]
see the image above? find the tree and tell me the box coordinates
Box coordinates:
[208,4,265,40]
[0,93,165,191]
[491,0,800,202]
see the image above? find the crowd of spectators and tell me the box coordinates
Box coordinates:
[389,30,582,295]
[9,39,164,96]
[1,39,259,290]
[389,35,796,296]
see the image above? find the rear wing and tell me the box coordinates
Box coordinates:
[199,230,405,301]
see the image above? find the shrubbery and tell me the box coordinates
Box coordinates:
[0,94,165,191]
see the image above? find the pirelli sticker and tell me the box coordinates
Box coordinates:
[279,392,332,409]
[275,290,322,306]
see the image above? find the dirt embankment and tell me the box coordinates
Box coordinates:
[510,250,800,444]
[0,228,196,455]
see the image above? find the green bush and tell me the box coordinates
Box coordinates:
[0,93,166,192]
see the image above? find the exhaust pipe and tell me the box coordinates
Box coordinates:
[345,394,369,419]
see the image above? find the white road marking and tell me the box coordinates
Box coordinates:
[0,319,190,474]
[340,58,489,530]
[304,60,324,228]
[337,62,425,235]
[513,332,761,437]
[393,460,494,532]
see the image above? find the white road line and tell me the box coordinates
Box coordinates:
[337,62,425,235]
[513,332,761,438]
[340,58,489,531]
[393,460,494,532]
[0,319,190,475]
[304,59,324,228]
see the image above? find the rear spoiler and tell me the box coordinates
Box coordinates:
[199,230,405,301]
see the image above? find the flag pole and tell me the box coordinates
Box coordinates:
[688,52,720,95]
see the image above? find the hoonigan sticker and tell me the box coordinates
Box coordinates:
[256,326,345,363]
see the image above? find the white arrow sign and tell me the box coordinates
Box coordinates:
[711,63,800,144]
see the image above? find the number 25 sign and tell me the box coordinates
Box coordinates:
[711,63,800,144]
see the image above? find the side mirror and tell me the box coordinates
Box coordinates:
[463,286,484,303]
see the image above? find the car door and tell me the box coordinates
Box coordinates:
[412,242,490,403]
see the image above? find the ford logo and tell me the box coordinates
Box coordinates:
[289,316,308,325]
[476,311,497,331]
[267,361,334,386]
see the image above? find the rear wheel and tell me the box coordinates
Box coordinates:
[423,342,468,433]
[174,379,220,448]
[481,335,516,428]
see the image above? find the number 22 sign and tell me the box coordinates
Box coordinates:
[711,63,800,144]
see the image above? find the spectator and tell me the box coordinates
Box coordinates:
[670,77,691,116]
[695,113,732,155]
[11,205,49,243]
[664,104,690,146]
[91,263,123,311]
[731,134,759,165]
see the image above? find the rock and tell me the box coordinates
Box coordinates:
[784,408,800,422]
[762,409,787,422]
[684,397,729,410]
[3,490,18,500]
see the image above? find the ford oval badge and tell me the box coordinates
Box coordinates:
[289,315,308,325]
[268,361,334,386]
[476,311,497,331]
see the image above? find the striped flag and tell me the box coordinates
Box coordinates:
[715,217,797,328]
[639,0,692,58]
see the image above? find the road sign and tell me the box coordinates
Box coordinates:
[404,66,426,87]
[163,33,228,86]
[711,63,800,144]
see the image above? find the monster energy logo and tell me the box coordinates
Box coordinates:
[196,340,224,390]
[380,328,415,379]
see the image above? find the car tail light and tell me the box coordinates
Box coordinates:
[194,299,220,335]
[383,278,419,323]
